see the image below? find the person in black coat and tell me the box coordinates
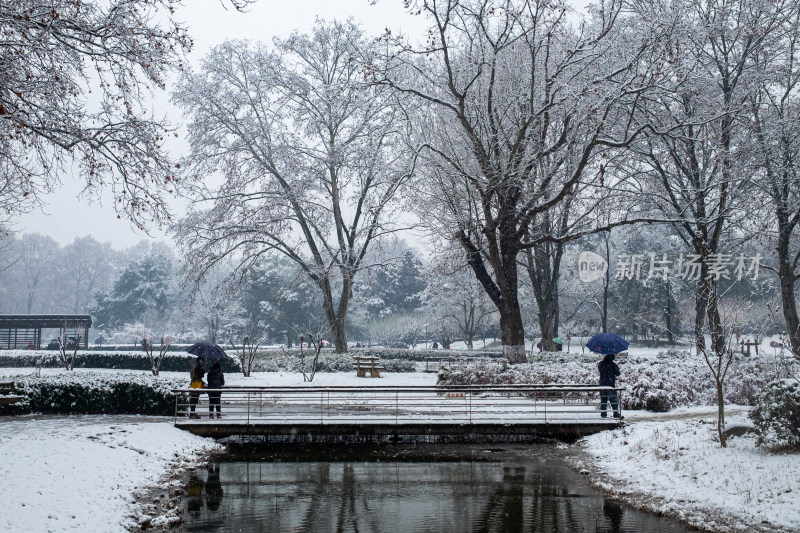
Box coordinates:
[598,353,623,419]
[207,361,225,418]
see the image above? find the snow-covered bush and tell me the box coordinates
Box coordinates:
[0,372,184,416]
[0,353,240,373]
[438,358,511,385]
[438,351,798,411]
[625,381,672,412]
[750,379,800,449]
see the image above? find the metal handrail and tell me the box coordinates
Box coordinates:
[172,385,625,426]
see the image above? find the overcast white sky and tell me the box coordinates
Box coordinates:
[16,0,429,250]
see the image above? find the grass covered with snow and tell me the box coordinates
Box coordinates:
[572,410,800,532]
[0,415,223,532]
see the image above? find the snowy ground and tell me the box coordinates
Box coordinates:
[0,415,223,532]
[570,409,800,533]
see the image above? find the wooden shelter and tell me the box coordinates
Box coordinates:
[0,315,92,350]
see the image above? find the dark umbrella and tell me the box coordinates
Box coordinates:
[186,342,230,359]
[586,333,629,355]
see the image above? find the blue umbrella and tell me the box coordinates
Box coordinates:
[186,342,230,359]
[586,333,629,355]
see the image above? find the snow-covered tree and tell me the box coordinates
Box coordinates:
[92,254,176,331]
[241,256,325,347]
[16,233,58,314]
[378,0,666,362]
[172,20,413,353]
[0,0,195,227]
[625,0,791,354]
[365,249,427,316]
[187,265,247,345]
[422,251,496,350]
[746,5,800,357]
[59,237,118,314]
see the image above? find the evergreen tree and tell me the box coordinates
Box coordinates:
[369,250,427,316]
[92,255,174,329]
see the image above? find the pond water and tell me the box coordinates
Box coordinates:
[178,444,690,533]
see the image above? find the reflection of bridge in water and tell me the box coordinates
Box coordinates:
[173,385,624,440]
[180,446,689,533]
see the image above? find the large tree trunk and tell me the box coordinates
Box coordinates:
[694,250,725,355]
[494,256,526,363]
[778,231,800,357]
[705,276,725,355]
[526,226,565,353]
[458,230,527,364]
[694,269,709,354]
[331,277,353,354]
[500,297,526,362]
[318,276,351,354]
[601,236,610,333]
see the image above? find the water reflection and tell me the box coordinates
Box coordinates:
[179,445,688,533]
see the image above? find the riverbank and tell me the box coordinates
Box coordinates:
[0,415,223,531]
[568,408,800,533]
[3,368,797,532]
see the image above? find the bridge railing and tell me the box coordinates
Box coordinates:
[171,385,624,425]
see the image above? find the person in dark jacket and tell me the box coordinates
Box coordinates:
[207,361,225,418]
[598,353,623,419]
[189,357,205,419]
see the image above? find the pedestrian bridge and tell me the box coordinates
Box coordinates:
[172,385,624,441]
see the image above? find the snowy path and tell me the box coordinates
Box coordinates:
[622,406,751,423]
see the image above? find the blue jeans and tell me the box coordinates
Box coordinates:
[600,389,620,418]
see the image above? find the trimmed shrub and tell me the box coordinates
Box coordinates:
[750,379,800,449]
[249,352,425,373]
[0,353,240,373]
[0,373,185,416]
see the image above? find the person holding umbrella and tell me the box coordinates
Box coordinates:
[186,342,230,419]
[598,353,622,419]
[188,356,206,419]
[206,361,225,419]
[587,333,627,420]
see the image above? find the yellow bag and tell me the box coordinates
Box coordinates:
[190,381,203,390]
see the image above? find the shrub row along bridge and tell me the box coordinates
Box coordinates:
[172,385,624,440]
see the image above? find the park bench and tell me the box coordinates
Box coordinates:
[353,355,384,378]
[0,381,25,405]
[424,357,457,372]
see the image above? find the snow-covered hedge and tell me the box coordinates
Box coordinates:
[750,379,800,449]
[0,353,240,373]
[250,352,423,373]
[0,372,185,416]
[334,348,503,361]
[437,352,798,411]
